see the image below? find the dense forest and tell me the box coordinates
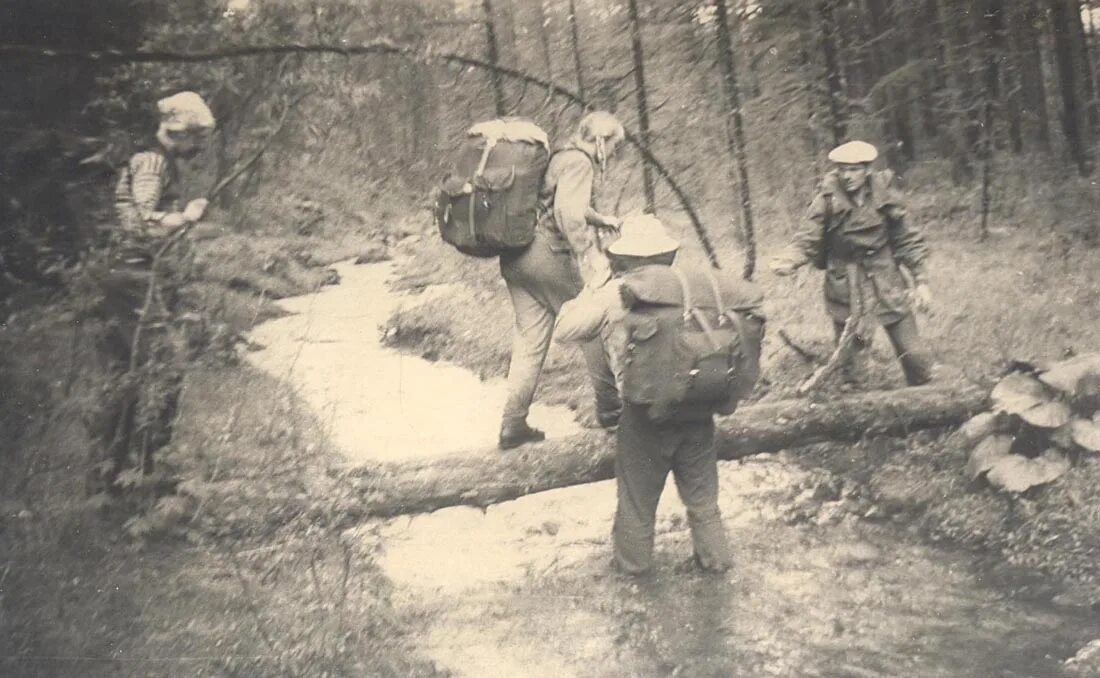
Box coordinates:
[4,0,1100,294]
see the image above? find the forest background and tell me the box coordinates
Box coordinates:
[4,0,1100,675]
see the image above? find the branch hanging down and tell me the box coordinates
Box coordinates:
[0,41,721,268]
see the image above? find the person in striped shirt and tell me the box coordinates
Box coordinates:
[85,91,217,488]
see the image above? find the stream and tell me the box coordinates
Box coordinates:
[247,259,1100,677]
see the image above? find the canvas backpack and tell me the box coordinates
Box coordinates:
[435,118,551,258]
[619,265,765,422]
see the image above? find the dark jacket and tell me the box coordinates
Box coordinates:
[775,170,928,324]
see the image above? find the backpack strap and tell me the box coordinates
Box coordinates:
[468,137,499,241]
[672,267,724,353]
[703,270,729,328]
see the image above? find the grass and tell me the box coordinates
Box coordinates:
[1,341,441,677]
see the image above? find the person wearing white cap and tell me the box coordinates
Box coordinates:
[497,111,625,449]
[85,91,218,488]
[769,140,934,387]
[557,214,765,574]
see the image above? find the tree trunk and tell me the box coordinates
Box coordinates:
[873,0,916,165]
[979,0,1001,239]
[626,0,657,212]
[567,0,587,102]
[819,0,847,146]
[713,0,756,280]
[1049,0,1093,174]
[1072,0,1100,132]
[943,0,979,183]
[1016,0,1052,150]
[918,0,943,140]
[352,382,989,518]
[482,0,507,116]
[533,0,554,85]
[798,1,823,154]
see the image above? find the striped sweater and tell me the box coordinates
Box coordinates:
[112,150,179,261]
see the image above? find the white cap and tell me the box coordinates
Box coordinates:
[578,111,625,145]
[607,214,680,257]
[157,91,216,131]
[827,140,877,164]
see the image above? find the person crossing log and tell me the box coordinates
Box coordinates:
[350,380,988,519]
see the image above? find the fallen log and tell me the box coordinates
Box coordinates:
[350,381,989,518]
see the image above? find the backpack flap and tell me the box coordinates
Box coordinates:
[471,166,516,193]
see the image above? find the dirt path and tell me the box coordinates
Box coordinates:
[247,261,1100,677]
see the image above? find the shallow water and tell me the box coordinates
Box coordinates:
[249,260,1100,677]
[246,259,580,462]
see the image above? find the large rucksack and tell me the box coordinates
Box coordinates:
[619,265,765,422]
[436,118,550,258]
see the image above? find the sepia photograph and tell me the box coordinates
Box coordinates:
[3,0,1100,675]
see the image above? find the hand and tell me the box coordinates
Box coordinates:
[769,257,798,277]
[160,212,187,229]
[912,283,933,312]
[183,198,209,223]
[603,215,622,232]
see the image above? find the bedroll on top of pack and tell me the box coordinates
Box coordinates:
[436,117,551,258]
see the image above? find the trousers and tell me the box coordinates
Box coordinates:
[81,255,184,486]
[612,403,731,574]
[499,230,620,426]
[833,312,932,386]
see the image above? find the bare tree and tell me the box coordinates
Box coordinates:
[818,0,847,146]
[713,0,756,279]
[567,0,587,101]
[483,0,506,115]
[626,0,656,211]
[1049,0,1093,174]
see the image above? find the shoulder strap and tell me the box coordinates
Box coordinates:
[672,267,724,352]
[702,270,728,327]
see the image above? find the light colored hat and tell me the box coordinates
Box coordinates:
[157,91,216,131]
[827,140,877,164]
[578,111,625,145]
[607,214,680,257]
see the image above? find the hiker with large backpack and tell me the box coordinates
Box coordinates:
[438,112,626,449]
[556,215,766,575]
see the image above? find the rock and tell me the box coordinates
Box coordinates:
[1065,639,1100,674]
[320,268,341,286]
[354,245,391,265]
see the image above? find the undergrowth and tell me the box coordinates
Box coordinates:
[0,180,439,675]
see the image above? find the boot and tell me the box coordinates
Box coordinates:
[498,420,546,450]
